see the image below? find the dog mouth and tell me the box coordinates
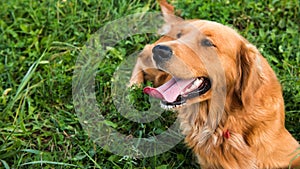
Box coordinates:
[143,77,211,109]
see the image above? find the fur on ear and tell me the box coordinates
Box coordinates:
[158,0,182,24]
[157,0,183,35]
[235,42,263,107]
[158,0,174,16]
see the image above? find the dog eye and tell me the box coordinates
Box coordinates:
[176,32,182,38]
[201,39,215,47]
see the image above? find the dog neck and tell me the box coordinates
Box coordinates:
[177,100,226,146]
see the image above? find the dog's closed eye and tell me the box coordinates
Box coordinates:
[176,32,182,38]
[201,39,215,47]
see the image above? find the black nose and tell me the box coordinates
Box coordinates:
[152,45,172,62]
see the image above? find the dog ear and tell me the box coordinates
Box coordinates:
[235,42,263,107]
[158,0,182,24]
[159,0,174,15]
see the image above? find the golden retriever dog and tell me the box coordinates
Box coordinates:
[129,1,300,168]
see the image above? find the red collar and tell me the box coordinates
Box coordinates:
[223,129,231,139]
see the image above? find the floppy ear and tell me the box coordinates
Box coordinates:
[158,0,183,35]
[158,0,174,15]
[159,0,176,22]
[235,42,263,107]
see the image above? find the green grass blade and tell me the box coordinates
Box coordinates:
[3,49,47,114]
[78,145,103,169]
[0,160,10,169]
[20,160,82,168]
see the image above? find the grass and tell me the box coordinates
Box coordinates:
[0,0,299,168]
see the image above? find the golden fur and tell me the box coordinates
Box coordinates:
[129,1,300,168]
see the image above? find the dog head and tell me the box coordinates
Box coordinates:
[132,0,264,110]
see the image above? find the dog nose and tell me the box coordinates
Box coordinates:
[152,45,172,61]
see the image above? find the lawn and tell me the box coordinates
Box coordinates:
[0,0,299,168]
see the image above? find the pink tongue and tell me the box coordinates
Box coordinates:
[143,78,195,102]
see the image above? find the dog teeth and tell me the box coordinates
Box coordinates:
[160,102,170,109]
[194,78,203,87]
[160,102,185,110]
[181,78,204,95]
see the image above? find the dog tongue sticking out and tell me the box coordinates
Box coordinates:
[143,78,196,102]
